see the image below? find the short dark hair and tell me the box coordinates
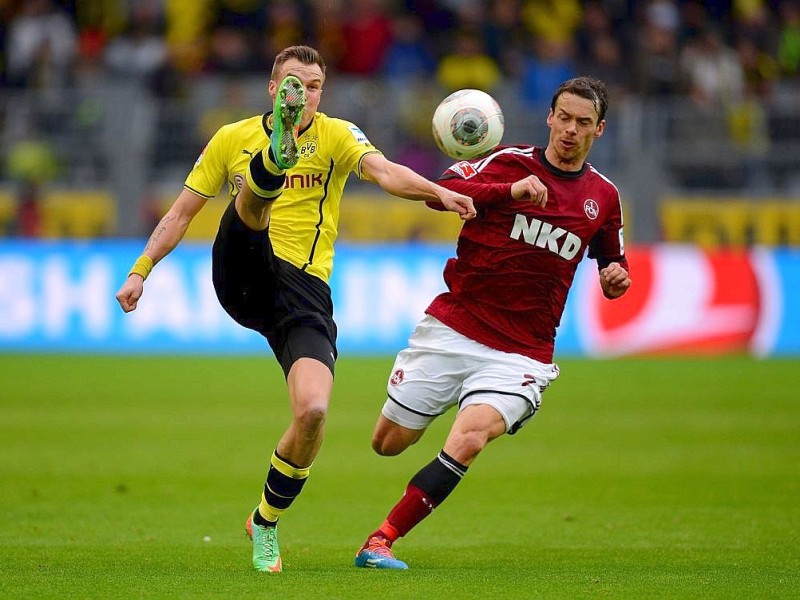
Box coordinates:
[550,77,609,122]
[271,45,327,80]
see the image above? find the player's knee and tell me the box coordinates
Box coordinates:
[371,427,421,456]
[449,430,490,462]
[294,403,327,436]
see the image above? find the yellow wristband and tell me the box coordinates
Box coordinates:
[128,255,154,280]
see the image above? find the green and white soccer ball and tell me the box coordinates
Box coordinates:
[431,89,505,160]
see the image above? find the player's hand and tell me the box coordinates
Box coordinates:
[599,262,631,298]
[439,189,476,221]
[116,275,145,313]
[511,175,548,208]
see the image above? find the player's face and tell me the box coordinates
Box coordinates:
[269,58,324,129]
[545,92,605,171]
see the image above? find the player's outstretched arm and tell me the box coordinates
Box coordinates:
[599,262,631,299]
[360,153,476,220]
[115,189,206,313]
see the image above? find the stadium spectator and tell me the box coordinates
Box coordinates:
[575,1,631,97]
[735,35,780,99]
[354,76,631,570]
[103,4,168,85]
[580,33,630,99]
[483,0,527,76]
[4,0,77,89]
[12,181,43,238]
[403,0,457,43]
[732,0,780,55]
[436,28,502,92]
[519,37,577,106]
[197,77,255,141]
[337,0,393,75]
[632,0,682,96]
[575,0,616,57]
[777,1,800,79]
[381,13,436,83]
[114,44,475,573]
[679,0,713,42]
[681,25,745,106]
[205,26,261,74]
[263,2,305,67]
[520,0,582,44]
[309,1,346,72]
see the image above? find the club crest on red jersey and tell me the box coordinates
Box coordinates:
[584,198,599,220]
[448,161,478,179]
[390,369,404,385]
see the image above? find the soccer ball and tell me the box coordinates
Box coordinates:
[431,89,504,160]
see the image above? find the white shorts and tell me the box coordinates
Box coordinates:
[382,315,560,434]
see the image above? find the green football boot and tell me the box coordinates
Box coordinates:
[245,509,282,573]
[270,75,306,170]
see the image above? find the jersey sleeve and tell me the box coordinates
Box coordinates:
[183,125,230,199]
[588,189,628,271]
[328,119,382,177]
[428,167,513,211]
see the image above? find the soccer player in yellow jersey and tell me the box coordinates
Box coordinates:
[115,45,475,573]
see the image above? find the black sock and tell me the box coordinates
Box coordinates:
[409,450,469,506]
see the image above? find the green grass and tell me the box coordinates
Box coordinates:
[0,355,798,599]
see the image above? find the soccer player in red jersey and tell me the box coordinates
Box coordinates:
[355,77,631,569]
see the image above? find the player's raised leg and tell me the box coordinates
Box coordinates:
[233,74,305,232]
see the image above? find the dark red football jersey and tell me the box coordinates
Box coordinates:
[426,145,628,363]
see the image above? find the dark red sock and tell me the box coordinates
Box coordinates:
[383,484,435,539]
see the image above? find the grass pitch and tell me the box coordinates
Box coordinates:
[0,355,798,599]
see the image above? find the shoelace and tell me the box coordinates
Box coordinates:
[366,537,394,558]
[259,526,279,560]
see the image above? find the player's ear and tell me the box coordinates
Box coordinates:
[267,79,277,100]
[546,109,554,128]
[594,119,606,138]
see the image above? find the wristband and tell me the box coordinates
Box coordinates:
[128,255,154,280]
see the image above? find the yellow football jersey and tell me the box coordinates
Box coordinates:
[184,111,381,282]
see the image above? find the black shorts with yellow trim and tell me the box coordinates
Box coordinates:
[212,202,337,377]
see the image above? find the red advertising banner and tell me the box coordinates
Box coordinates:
[576,246,764,356]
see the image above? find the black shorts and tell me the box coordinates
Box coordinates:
[212,202,337,377]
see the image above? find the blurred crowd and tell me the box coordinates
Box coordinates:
[1,0,799,105]
[1,0,800,239]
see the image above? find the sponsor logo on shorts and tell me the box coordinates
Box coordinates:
[521,373,537,387]
[390,369,404,385]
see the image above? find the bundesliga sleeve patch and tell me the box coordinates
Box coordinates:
[348,125,370,144]
[448,161,478,179]
[193,143,208,168]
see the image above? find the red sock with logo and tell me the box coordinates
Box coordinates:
[372,451,468,542]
